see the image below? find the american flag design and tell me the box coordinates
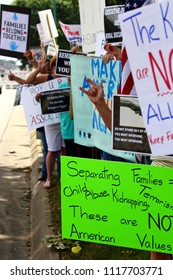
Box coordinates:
[120,0,157,96]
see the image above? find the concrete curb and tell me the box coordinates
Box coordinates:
[30,131,59,260]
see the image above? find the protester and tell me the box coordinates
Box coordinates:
[80,34,173,260]
[25,56,65,188]
[103,0,171,259]
[63,46,93,159]
[8,49,59,182]
[60,82,80,157]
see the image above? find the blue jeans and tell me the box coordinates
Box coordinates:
[101,151,133,163]
[39,129,48,178]
[101,151,146,164]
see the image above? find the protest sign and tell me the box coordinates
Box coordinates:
[71,55,137,162]
[61,156,173,254]
[46,42,56,57]
[104,5,125,46]
[36,23,52,46]
[95,32,106,57]
[59,21,82,46]
[41,87,70,115]
[56,49,86,76]
[38,9,58,43]
[30,46,43,61]
[112,95,151,154]
[0,4,31,58]
[78,0,106,53]
[119,0,173,156]
[21,77,69,130]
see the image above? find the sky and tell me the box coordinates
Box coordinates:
[1,0,12,5]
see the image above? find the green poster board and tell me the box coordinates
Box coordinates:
[61,156,173,254]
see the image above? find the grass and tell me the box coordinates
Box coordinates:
[45,174,150,260]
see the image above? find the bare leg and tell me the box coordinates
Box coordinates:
[44,151,57,188]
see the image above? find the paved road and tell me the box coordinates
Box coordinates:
[0,86,32,259]
[0,87,15,141]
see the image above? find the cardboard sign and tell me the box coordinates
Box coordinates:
[112,95,151,155]
[61,156,173,254]
[41,87,70,115]
[32,46,43,61]
[36,23,52,46]
[104,5,125,46]
[119,1,173,156]
[59,21,82,46]
[46,42,56,57]
[38,9,58,42]
[0,4,31,58]
[21,77,69,130]
[56,49,86,76]
[78,0,106,53]
[95,32,106,57]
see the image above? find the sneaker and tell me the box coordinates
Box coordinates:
[43,180,52,189]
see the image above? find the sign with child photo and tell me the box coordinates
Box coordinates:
[61,156,173,254]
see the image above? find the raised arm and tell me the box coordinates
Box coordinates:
[102,43,122,64]
[25,58,48,85]
[23,49,38,69]
[8,71,27,85]
[79,78,112,131]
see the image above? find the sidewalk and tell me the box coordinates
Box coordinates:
[30,127,59,260]
[0,105,59,260]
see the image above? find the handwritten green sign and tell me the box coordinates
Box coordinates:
[61,156,173,254]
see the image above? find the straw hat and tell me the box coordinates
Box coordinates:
[50,55,57,69]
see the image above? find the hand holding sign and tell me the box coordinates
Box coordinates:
[104,43,122,60]
[23,49,34,61]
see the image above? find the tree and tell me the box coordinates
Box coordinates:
[106,0,124,5]
[11,0,81,68]
[13,0,80,49]
[12,0,124,68]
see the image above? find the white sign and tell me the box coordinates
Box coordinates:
[38,9,58,42]
[119,0,173,156]
[21,77,68,130]
[36,23,52,45]
[0,8,30,56]
[95,32,106,56]
[47,42,57,56]
[59,21,82,46]
[78,0,106,53]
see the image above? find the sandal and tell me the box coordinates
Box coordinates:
[43,180,52,189]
